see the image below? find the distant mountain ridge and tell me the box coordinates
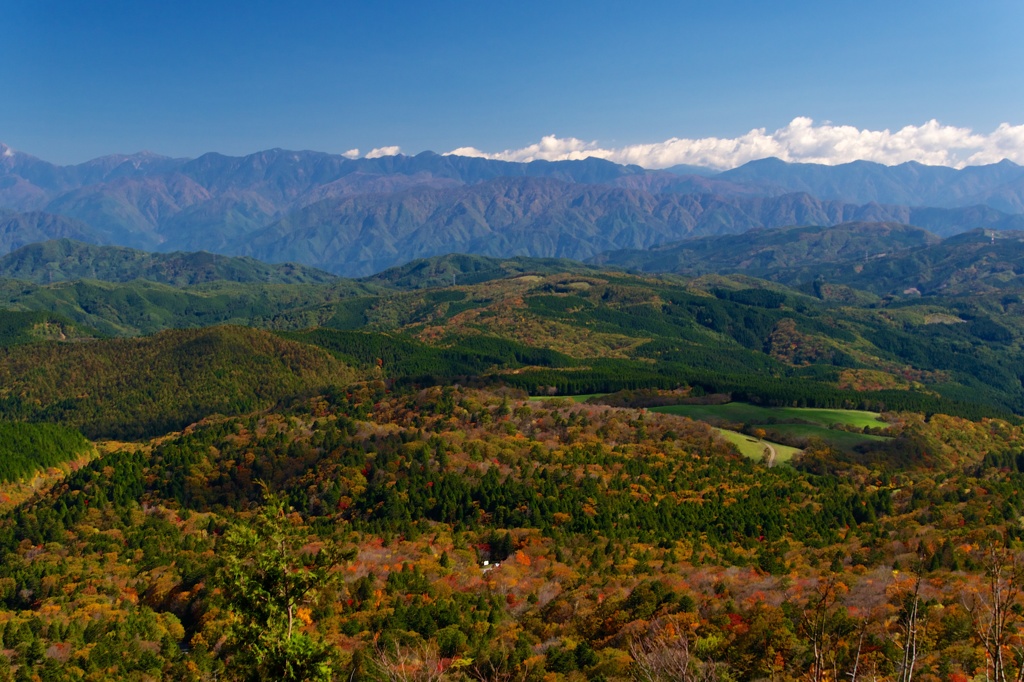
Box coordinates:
[2,188,1022,277]
[0,210,98,253]
[6,142,1020,213]
[717,157,1024,212]
[2,143,1024,276]
[0,144,650,214]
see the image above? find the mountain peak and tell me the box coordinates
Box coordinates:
[735,156,788,169]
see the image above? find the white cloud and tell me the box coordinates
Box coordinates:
[1,144,13,158]
[443,118,1024,170]
[365,145,401,159]
[342,148,360,159]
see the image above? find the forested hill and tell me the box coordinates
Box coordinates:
[0,421,91,483]
[0,239,338,285]
[3,253,1024,418]
[0,309,96,346]
[281,269,1024,420]
[593,223,1024,297]
[0,277,378,337]
[359,252,601,289]
[589,222,941,275]
[0,326,359,439]
[767,228,1024,296]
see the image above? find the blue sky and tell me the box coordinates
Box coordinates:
[3,0,1023,166]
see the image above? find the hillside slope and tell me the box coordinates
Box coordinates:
[590,222,941,274]
[0,277,376,336]
[0,239,337,285]
[772,228,1024,295]
[0,326,359,438]
[0,210,99,253]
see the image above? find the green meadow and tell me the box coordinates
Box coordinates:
[649,403,886,429]
[651,402,890,453]
[714,427,801,464]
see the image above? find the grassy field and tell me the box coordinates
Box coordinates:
[651,402,889,453]
[760,423,888,450]
[650,403,886,429]
[528,400,887,455]
[715,428,801,464]
[529,394,607,403]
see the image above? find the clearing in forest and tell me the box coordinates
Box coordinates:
[651,402,889,453]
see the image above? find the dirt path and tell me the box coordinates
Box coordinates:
[763,441,777,467]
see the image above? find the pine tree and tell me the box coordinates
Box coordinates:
[218,485,355,681]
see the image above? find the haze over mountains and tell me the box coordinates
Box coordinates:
[3,142,1024,276]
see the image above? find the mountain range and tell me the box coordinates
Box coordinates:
[3,142,1024,276]
[718,157,1024,212]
